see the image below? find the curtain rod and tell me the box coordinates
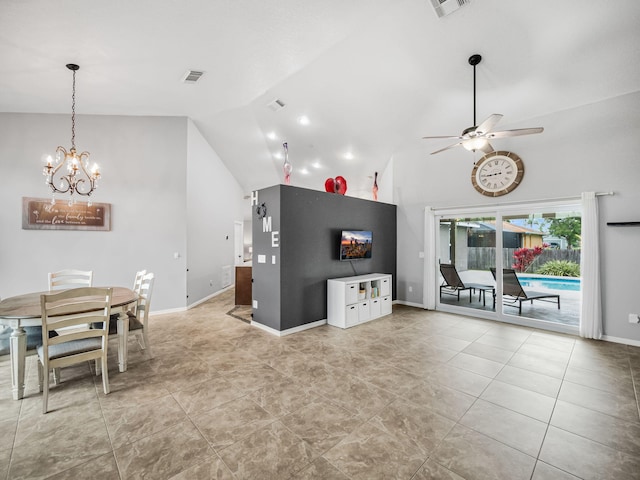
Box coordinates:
[429,192,614,212]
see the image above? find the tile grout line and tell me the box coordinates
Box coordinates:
[629,350,640,423]
[94,370,124,480]
[528,339,575,480]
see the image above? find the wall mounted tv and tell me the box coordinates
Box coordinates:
[340,230,373,261]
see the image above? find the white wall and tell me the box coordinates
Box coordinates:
[377,157,394,204]
[186,119,246,304]
[393,92,640,342]
[0,113,188,311]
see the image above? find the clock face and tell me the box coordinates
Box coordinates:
[471,151,524,197]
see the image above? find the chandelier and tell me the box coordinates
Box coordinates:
[43,64,100,203]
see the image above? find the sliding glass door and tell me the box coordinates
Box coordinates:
[433,202,581,333]
[499,210,581,328]
[437,214,497,316]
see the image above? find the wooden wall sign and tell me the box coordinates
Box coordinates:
[22,197,111,231]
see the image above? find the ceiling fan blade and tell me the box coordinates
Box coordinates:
[430,141,464,155]
[475,114,503,134]
[486,127,544,139]
[422,135,463,140]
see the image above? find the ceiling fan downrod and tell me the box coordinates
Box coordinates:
[468,54,482,127]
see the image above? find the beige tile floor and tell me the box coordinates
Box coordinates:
[1,289,639,480]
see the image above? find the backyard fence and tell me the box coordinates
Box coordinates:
[467,248,581,272]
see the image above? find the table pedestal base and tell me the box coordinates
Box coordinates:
[10,326,26,400]
[117,313,129,373]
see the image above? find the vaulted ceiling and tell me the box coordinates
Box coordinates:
[1,0,639,197]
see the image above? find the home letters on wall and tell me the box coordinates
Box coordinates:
[22,197,111,231]
[251,191,279,249]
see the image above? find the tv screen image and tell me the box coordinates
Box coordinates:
[340,230,372,261]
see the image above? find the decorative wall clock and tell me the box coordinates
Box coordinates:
[471,151,524,197]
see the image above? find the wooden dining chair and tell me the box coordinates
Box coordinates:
[127,270,147,318]
[48,270,95,384]
[48,269,93,291]
[128,272,154,357]
[132,270,147,293]
[100,272,155,368]
[38,287,113,414]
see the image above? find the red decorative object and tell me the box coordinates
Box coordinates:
[324,178,335,192]
[324,176,348,195]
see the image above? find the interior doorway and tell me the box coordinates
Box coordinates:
[234,221,244,266]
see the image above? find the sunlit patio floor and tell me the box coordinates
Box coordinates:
[438,270,580,327]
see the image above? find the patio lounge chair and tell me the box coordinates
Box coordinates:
[439,264,495,306]
[490,268,560,314]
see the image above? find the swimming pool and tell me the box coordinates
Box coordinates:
[518,275,581,291]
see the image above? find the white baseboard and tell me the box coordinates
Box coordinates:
[150,286,233,316]
[149,306,186,316]
[187,286,233,310]
[394,300,425,309]
[602,335,640,348]
[251,319,327,337]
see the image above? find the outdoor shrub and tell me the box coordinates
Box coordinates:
[512,244,548,272]
[536,260,581,277]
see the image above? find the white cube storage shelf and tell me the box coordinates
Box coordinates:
[327,273,392,329]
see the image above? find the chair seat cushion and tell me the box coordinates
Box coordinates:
[128,316,143,331]
[94,313,143,335]
[37,337,102,361]
[0,327,58,356]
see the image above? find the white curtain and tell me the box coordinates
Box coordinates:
[423,207,436,309]
[580,192,603,339]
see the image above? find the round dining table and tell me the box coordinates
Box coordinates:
[0,287,137,400]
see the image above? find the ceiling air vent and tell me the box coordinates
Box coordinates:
[430,0,470,18]
[182,70,204,83]
[266,98,286,112]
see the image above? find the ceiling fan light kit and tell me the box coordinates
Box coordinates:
[462,136,488,152]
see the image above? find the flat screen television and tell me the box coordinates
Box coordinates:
[340,230,372,261]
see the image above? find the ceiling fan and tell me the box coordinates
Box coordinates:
[423,54,544,155]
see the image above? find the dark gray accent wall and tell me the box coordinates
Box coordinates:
[251,185,282,330]
[252,184,396,332]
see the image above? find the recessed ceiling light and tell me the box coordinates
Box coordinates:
[311,161,321,169]
[344,152,354,160]
[266,132,277,140]
[300,168,309,175]
[274,152,283,160]
[298,115,310,126]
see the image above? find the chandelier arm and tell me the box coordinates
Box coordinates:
[48,174,72,194]
[47,160,66,177]
[75,152,96,196]
[76,151,92,176]
[75,174,96,197]
[44,147,69,192]
[74,178,86,196]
